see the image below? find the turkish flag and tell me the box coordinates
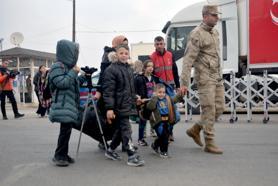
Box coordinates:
[249,0,278,66]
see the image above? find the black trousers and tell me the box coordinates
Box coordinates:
[0,90,19,117]
[110,116,135,156]
[35,90,44,115]
[154,121,170,153]
[54,122,73,160]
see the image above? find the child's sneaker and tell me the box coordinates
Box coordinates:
[105,149,122,161]
[138,139,148,146]
[151,143,159,154]
[168,134,174,142]
[66,155,75,164]
[127,154,145,167]
[122,144,138,152]
[160,152,168,158]
[150,129,157,137]
[52,157,69,167]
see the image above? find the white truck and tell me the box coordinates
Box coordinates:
[162,0,278,78]
[163,0,278,121]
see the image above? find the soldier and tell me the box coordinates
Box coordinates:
[180,5,224,154]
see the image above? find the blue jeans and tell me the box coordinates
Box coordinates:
[153,122,170,153]
[138,118,147,140]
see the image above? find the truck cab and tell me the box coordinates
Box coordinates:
[163,0,240,77]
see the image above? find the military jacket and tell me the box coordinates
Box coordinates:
[180,22,222,88]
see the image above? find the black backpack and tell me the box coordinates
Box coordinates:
[139,100,152,120]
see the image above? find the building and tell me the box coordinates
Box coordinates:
[0,47,55,103]
[130,42,153,62]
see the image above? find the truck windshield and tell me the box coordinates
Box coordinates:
[167,26,195,61]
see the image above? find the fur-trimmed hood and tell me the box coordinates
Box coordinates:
[107,51,134,66]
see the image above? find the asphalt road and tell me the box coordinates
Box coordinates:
[0,109,277,186]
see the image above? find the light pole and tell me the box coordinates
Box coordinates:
[0,38,3,51]
[72,0,76,42]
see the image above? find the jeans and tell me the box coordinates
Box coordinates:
[138,118,147,140]
[153,122,170,153]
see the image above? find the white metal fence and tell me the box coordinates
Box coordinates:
[184,71,278,124]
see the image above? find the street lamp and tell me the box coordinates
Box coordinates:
[72,0,76,42]
[0,38,4,51]
[67,0,76,42]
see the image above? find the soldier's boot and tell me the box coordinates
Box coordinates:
[203,124,223,154]
[186,124,203,147]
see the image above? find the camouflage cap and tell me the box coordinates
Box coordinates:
[202,5,221,15]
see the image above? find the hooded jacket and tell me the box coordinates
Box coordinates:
[102,52,137,117]
[48,40,85,124]
[146,95,183,128]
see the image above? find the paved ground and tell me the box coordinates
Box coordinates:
[0,107,278,186]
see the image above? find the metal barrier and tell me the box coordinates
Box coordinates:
[184,71,278,124]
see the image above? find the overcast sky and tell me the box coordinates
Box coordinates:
[0,0,204,68]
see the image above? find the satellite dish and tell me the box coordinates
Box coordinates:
[10,32,24,47]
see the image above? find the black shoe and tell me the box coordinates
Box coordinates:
[127,154,145,167]
[160,152,169,158]
[66,155,75,164]
[151,143,159,154]
[52,157,69,167]
[105,149,122,161]
[169,134,174,142]
[3,116,8,120]
[138,139,148,146]
[98,142,105,151]
[98,142,109,151]
[15,113,24,119]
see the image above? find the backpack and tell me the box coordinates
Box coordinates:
[139,101,152,120]
[156,79,181,124]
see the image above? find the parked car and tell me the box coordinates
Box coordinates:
[79,73,99,107]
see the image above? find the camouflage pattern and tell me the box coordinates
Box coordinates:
[180,22,222,88]
[180,22,225,137]
[202,5,222,15]
[198,81,225,138]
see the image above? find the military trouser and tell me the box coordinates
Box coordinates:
[197,81,225,139]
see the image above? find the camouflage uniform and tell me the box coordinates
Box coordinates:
[180,6,224,154]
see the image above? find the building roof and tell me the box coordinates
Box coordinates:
[0,47,56,60]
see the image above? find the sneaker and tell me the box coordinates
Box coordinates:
[52,157,69,167]
[105,149,122,161]
[122,144,138,152]
[98,142,106,151]
[168,134,174,142]
[150,130,157,137]
[66,155,75,164]
[138,139,148,146]
[151,143,159,154]
[160,152,169,158]
[127,154,145,167]
[15,113,24,119]
[3,116,8,120]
